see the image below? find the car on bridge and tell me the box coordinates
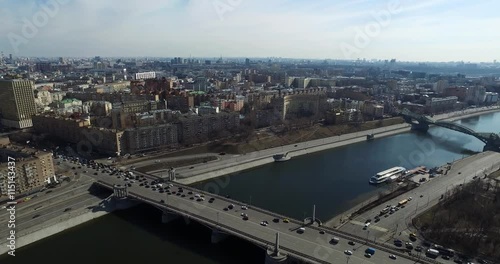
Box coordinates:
[344,250,352,255]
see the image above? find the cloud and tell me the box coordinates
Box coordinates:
[0,0,499,62]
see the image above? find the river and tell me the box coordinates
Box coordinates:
[3,112,500,264]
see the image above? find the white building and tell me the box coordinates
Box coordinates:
[134,72,156,80]
[195,106,219,115]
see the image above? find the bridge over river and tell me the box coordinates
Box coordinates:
[92,171,440,264]
[401,109,500,151]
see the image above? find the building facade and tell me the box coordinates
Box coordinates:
[32,115,123,156]
[0,144,55,197]
[135,72,156,80]
[0,79,37,128]
[425,96,458,114]
[124,124,178,154]
[178,112,239,144]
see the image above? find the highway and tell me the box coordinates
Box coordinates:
[89,166,432,264]
[0,173,101,241]
[337,151,500,263]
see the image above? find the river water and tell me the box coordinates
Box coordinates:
[3,112,500,264]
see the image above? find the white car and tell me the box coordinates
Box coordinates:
[389,254,397,259]
[344,250,353,255]
[241,205,248,210]
[260,221,268,226]
[408,197,413,201]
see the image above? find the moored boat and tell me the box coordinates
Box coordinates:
[369,166,406,184]
[273,152,291,162]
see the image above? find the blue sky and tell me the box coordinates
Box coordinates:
[1,0,499,62]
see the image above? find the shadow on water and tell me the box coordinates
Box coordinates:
[418,129,482,155]
[1,204,264,264]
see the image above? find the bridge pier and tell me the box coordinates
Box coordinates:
[161,210,179,224]
[265,233,288,264]
[210,228,228,244]
[410,123,429,132]
[113,185,128,199]
[483,144,500,152]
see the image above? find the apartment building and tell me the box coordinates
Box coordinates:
[0,142,55,197]
[425,96,459,114]
[123,124,178,154]
[178,112,239,144]
[32,115,124,156]
[167,95,194,112]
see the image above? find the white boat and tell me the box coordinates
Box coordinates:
[369,166,406,184]
[273,152,291,162]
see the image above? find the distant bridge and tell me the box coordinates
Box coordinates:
[400,109,500,151]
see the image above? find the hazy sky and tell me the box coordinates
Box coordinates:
[1,0,499,62]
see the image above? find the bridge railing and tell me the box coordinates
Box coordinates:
[95,181,324,263]
[128,192,331,264]
[153,182,439,263]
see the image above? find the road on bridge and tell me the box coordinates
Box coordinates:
[91,169,429,264]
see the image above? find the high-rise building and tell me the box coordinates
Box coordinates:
[36,62,52,72]
[0,79,37,128]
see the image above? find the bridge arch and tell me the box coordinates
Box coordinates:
[400,109,500,150]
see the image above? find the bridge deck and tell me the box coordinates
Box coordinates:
[93,173,431,264]
[401,109,498,144]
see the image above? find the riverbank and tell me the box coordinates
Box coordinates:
[175,106,500,185]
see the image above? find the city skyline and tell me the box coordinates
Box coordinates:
[1,0,500,63]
